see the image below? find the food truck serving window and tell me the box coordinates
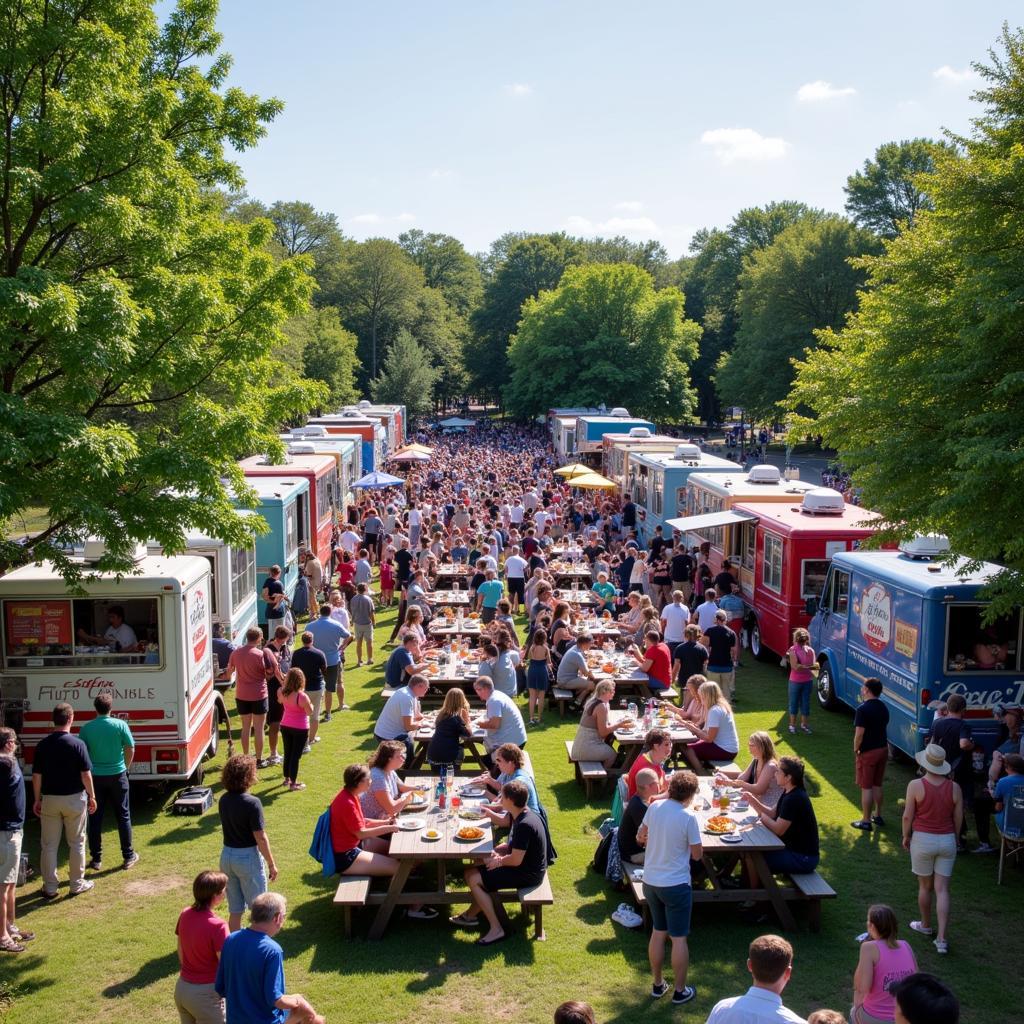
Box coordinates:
[652,473,663,516]
[317,467,338,525]
[762,534,783,592]
[801,559,831,599]
[3,598,162,669]
[230,545,256,614]
[945,605,1022,673]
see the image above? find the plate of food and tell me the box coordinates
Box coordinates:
[704,816,738,835]
[454,825,486,842]
[459,785,487,798]
[422,828,442,842]
[399,818,426,831]
[458,807,487,821]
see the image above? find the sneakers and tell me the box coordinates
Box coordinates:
[909,920,934,936]
[322,712,332,723]
[800,724,813,734]
[256,758,271,769]
[871,815,885,827]
[86,858,102,871]
[611,903,643,928]
[788,725,797,734]
[312,736,322,744]
[851,820,872,831]
[972,842,996,854]
[934,938,949,954]
[69,880,94,896]
[123,853,140,870]
[651,981,670,999]
[270,755,284,766]
[302,744,312,754]
[672,987,697,1005]
[40,889,58,900]
[407,907,439,920]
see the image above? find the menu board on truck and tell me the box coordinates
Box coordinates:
[4,600,72,653]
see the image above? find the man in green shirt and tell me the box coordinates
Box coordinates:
[79,694,138,871]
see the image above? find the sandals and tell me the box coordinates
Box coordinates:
[450,913,480,928]
[0,939,25,953]
[289,782,307,791]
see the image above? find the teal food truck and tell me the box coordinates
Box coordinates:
[808,537,1020,757]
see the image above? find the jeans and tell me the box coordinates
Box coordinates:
[88,772,134,861]
[763,849,819,874]
[788,681,811,716]
[219,845,267,915]
[40,791,87,894]
[377,731,414,764]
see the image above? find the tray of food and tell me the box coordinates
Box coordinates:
[454,825,486,842]
[704,815,738,835]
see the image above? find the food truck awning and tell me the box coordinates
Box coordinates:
[666,510,759,533]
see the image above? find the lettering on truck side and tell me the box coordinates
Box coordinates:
[38,680,157,702]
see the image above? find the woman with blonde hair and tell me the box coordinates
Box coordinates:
[683,680,739,771]
[397,605,427,649]
[570,680,619,768]
[426,687,473,770]
[715,730,783,807]
[279,668,314,791]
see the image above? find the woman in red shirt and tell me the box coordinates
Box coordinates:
[629,629,672,693]
[174,870,230,1024]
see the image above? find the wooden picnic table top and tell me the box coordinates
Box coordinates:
[433,564,473,578]
[387,777,495,859]
[691,778,784,853]
[556,590,600,607]
[607,708,696,747]
[427,589,472,605]
[427,620,485,638]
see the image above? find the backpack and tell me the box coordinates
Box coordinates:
[592,828,615,875]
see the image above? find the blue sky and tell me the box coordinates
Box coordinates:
[208,1,1013,257]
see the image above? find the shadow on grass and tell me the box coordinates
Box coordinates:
[101,950,179,998]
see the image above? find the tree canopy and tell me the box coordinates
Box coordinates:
[0,0,323,580]
[788,25,1024,609]
[505,263,700,421]
[370,329,439,419]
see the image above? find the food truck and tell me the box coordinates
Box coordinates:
[352,400,406,450]
[307,414,386,472]
[550,409,600,463]
[673,465,817,572]
[0,547,227,782]
[677,490,881,661]
[239,452,338,570]
[574,410,656,463]
[807,538,1019,757]
[280,429,361,520]
[630,446,742,539]
[601,429,683,490]
[233,476,310,626]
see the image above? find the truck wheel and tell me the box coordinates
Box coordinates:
[188,760,205,786]
[749,621,774,662]
[816,662,839,710]
[207,698,227,759]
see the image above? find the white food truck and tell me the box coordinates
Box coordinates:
[0,547,228,783]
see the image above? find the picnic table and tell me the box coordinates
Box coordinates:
[409,712,490,772]
[556,589,600,609]
[549,563,593,586]
[607,708,696,770]
[433,564,472,582]
[428,589,472,606]
[428,618,485,640]
[590,652,672,702]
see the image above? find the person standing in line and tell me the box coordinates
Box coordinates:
[212,623,236,685]
[305,603,351,722]
[349,582,376,667]
[0,728,33,952]
[851,678,890,832]
[704,610,738,701]
[694,587,720,633]
[290,632,327,751]
[785,628,816,735]
[659,590,690,662]
[503,545,528,613]
[225,628,277,768]
[32,703,96,898]
[215,892,324,1024]
[79,693,139,871]
[927,694,974,849]
[174,870,230,1024]
[704,934,804,1024]
[902,744,962,956]
[263,625,292,768]
[636,770,702,1006]
[278,669,314,792]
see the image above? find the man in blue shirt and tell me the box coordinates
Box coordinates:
[304,605,351,722]
[215,892,323,1024]
[384,635,427,690]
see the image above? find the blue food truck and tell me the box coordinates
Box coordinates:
[808,538,1021,757]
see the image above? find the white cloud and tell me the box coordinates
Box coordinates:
[933,64,978,85]
[614,200,644,212]
[395,212,416,223]
[564,214,660,236]
[505,82,532,97]
[700,127,789,164]
[350,213,381,225]
[565,215,594,232]
[796,80,857,102]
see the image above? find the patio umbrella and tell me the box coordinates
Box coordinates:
[352,470,405,489]
[567,471,617,489]
[389,450,431,463]
[554,463,591,479]
[393,443,433,455]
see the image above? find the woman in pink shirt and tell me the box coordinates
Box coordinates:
[851,904,918,1023]
[174,870,230,1024]
[279,668,314,791]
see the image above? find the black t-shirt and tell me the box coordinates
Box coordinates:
[528,554,547,573]
[508,807,547,878]
[705,625,737,667]
[775,788,819,857]
[262,577,284,617]
[931,717,973,781]
[426,713,472,764]
[394,549,414,583]
[673,641,708,682]
[583,544,605,564]
[33,731,92,796]
[670,553,694,583]
[649,536,667,558]
[0,757,26,831]
[854,698,890,752]
[470,571,486,593]
[650,558,671,585]
[219,791,266,848]
[622,502,636,527]
[618,794,648,861]
[291,645,327,692]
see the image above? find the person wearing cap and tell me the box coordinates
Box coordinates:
[902,744,963,956]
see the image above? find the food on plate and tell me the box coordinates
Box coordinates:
[425,829,440,839]
[456,825,485,840]
[458,807,487,821]
[705,816,737,834]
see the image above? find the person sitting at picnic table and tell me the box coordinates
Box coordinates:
[682,681,740,772]
[474,743,541,817]
[619,767,662,865]
[745,756,820,875]
[426,688,474,771]
[328,766,439,921]
[672,624,708,689]
[659,673,706,726]
[617,591,643,635]
[591,571,617,615]
[396,606,429,651]
[714,731,784,808]
[374,673,428,764]
[628,629,673,694]
[556,633,599,708]
[361,741,418,818]
[384,635,429,692]
[629,607,661,649]
[477,635,520,699]
[626,728,673,800]
[473,677,528,771]
[454,780,547,945]
[570,680,620,769]
[548,601,576,661]
[491,599,520,651]
[851,904,918,1024]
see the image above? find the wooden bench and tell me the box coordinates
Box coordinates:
[789,871,837,932]
[333,875,372,938]
[494,872,554,939]
[707,759,740,776]
[521,749,535,779]
[551,687,574,717]
[564,739,608,798]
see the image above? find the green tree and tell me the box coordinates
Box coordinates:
[409,288,468,413]
[337,238,424,384]
[505,263,700,421]
[715,216,879,420]
[370,329,439,419]
[468,233,583,404]
[844,138,954,238]
[398,229,481,316]
[579,236,669,274]
[788,26,1024,608]
[278,308,360,410]
[0,0,324,581]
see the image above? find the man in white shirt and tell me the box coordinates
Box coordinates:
[637,770,703,1006]
[77,606,138,652]
[408,507,422,547]
[695,587,720,633]
[659,590,691,658]
[533,507,548,537]
[479,545,498,573]
[510,500,525,526]
[339,527,361,555]
[503,546,529,612]
[704,934,805,1023]
[373,674,428,764]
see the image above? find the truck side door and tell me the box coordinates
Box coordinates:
[816,565,851,680]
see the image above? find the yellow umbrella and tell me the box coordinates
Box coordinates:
[554,463,591,478]
[567,471,617,489]
[394,443,433,455]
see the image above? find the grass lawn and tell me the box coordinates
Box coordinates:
[4,600,1019,1024]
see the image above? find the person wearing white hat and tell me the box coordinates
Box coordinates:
[901,744,963,956]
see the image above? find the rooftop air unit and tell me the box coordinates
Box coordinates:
[81,538,148,565]
[357,400,372,409]
[798,488,845,516]
[746,464,782,484]
[628,427,652,438]
[609,407,631,417]
[286,442,318,456]
[675,444,702,464]
[899,534,951,560]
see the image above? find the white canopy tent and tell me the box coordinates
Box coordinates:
[437,416,476,430]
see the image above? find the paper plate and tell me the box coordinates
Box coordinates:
[399,818,426,831]
[719,832,743,844]
[459,786,486,798]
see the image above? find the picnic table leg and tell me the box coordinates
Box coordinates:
[749,853,798,931]
[367,860,415,940]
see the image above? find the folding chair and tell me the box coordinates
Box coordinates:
[997,781,1024,885]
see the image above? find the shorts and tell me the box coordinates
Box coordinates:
[910,830,957,877]
[306,689,324,720]
[335,846,362,874]
[173,978,225,1024]
[642,881,693,937]
[323,664,340,694]
[479,865,544,893]
[856,746,888,789]
[354,623,374,641]
[219,845,267,914]
[0,829,23,885]
[507,578,526,600]
[481,606,497,624]
[788,681,811,717]
[236,697,269,716]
